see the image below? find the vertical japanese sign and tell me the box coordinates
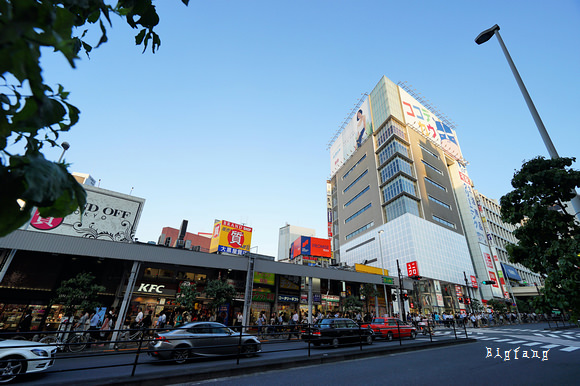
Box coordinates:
[209,220,253,255]
[488,272,499,288]
[471,275,478,289]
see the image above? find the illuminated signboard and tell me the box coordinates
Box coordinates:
[290,236,331,259]
[209,220,252,255]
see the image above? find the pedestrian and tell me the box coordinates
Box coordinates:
[157,311,167,329]
[134,308,144,328]
[17,308,33,335]
[100,314,112,340]
[75,310,90,331]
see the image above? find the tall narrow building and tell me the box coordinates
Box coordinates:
[328,75,503,316]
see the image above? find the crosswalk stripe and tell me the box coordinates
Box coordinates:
[560,346,580,352]
[523,342,543,346]
[493,339,512,342]
[479,337,499,340]
[547,334,561,338]
[507,340,527,344]
[541,344,560,349]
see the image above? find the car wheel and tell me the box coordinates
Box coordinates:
[241,344,257,358]
[386,332,393,341]
[331,338,340,348]
[172,346,190,364]
[410,331,417,339]
[365,335,373,345]
[0,356,24,384]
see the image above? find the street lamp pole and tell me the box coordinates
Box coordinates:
[377,230,389,317]
[475,24,580,220]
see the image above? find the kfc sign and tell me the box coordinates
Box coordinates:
[136,283,166,294]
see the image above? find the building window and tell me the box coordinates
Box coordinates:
[343,154,367,180]
[379,157,413,184]
[346,221,374,241]
[343,169,368,193]
[422,160,443,175]
[382,176,417,203]
[419,144,439,159]
[425,177,447,192]
[385,196,420,221]
[344,186,370,208]
[428,195,451,210]
[376,121,407,148]
[433,215,456,229]
[378,139,409,165]
[345,203,372,224]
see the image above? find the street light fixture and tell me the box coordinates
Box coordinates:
[475,24,580,219]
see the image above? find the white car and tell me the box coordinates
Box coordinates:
[0,339,57,383]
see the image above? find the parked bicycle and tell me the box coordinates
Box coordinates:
[39,329,90,353]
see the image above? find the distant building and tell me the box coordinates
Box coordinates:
[158,226,211,252]
[474,191,542,288]
[277,224,316,261]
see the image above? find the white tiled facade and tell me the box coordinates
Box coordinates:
[340,213,475,286]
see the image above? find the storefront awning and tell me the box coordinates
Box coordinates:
[501,263,522,281]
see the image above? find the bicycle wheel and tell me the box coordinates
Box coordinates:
[39,335,58,345]
[67,334,88,353]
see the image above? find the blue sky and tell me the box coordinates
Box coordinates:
[34,0,579,257]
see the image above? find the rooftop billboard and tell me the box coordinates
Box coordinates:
[26,185,145,242]
[329,96,373,176]
[290,236,331,259]
[398,87,463,161]
[209,220,253,255]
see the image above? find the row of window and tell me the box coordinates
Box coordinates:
[422,160,443,175]
[376,122,407,148]
[428,195,451,210]
[425,177,447,192]
[379,156,413,184]
[345,221,374,241]
[344,186,370,208]
[343,169,368,193]
[385,195,420,221]
[345,203,372,224]
[378,139,409,165]
[419,144,439,159]
[343,154,366,180]
[432,215,456,229]
[382,176,417,203]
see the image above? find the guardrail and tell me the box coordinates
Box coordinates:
[0,319,487,383]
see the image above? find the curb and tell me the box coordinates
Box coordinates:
[72,338,476,386]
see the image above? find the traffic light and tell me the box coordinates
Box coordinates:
[482,280,496,285]
[403,293,409,301]
[392,294,397,301]
[409,275,422,280]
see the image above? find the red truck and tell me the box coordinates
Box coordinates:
[361,317,417,340]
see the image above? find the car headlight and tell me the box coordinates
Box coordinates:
[31,349,49,357]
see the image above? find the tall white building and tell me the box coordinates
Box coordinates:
[277,224,316,261]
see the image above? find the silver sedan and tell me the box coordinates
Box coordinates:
[147,322,261,364]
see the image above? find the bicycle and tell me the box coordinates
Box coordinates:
[39,329,89,353]
[114,326,146,349]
